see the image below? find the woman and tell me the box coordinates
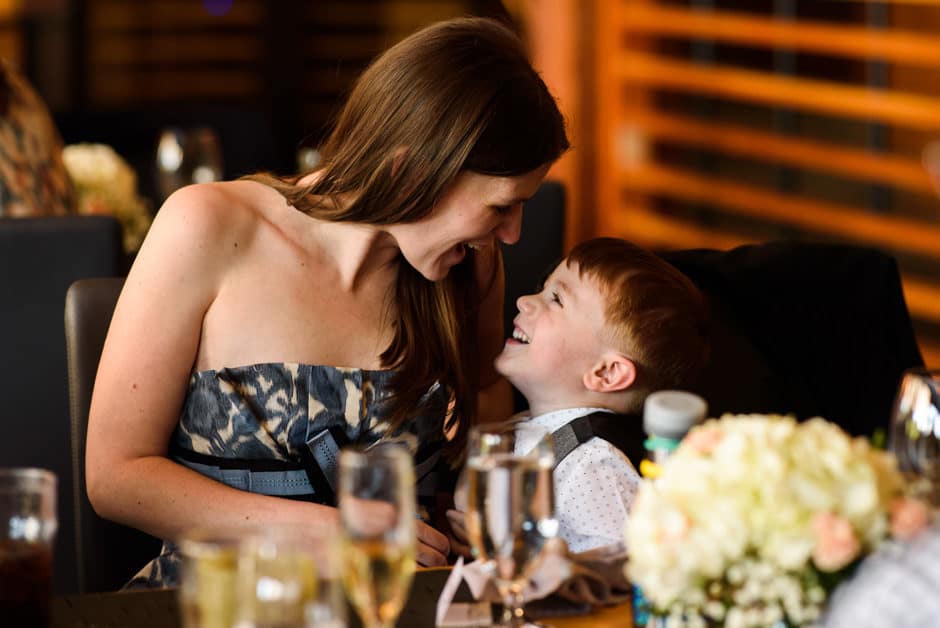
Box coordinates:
[85,17,568,587]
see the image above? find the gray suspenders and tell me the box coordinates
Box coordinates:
[550,411,647,470]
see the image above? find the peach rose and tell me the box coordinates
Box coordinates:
[890,497,930,540]
[812,512,860,572]
[683,426,723,455]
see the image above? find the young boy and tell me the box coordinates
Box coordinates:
[463,237,709,552]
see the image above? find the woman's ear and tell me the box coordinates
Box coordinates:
[583,352,637,393]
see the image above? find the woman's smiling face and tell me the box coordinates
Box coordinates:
[390,164,550,281]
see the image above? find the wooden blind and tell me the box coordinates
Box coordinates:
[78,0,484,162]
[84,0,268,105]
[589,0,940,366]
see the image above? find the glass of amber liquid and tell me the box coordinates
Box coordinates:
[338,445,416,628]
[178,527,244,628]
[0,468,57,628]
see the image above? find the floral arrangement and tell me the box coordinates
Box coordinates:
[62,143,152,253]
[626,414,930,628]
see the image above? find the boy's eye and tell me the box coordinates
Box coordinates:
[492,204,512,215]
[550,291,562,306]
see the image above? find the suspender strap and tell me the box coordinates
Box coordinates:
[549,411,647,471]
[551,415,597,470]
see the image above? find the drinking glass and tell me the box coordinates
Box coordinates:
[156,126,224,203]
[464,422,558,627]
[178,527,244,628]
[338,444,416,628]
[890,367,940,505]
[0,468,56,628]
[234,526,320,628]
[302,538,347,628]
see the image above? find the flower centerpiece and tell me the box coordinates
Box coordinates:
[626,414,930,628]
[62,143,152,253]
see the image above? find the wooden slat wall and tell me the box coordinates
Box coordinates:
[84,0,267,105]
[80,0,479,141]
[586,0,940,367]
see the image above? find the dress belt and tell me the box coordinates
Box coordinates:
[171,443,443,500]
[175,457,316,497]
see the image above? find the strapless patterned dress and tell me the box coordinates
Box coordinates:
[127,362,450,588]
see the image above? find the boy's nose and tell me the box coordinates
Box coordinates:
[516,293,535,313]
[494,205,523,244]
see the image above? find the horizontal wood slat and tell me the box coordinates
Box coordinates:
[625,111,935,194]
[615,50,940,131]
[617,4,940,68]
[89,70,261,104]
[91,35,262,65]
[620,164,940,257]
[608,202,753,252]
[902,276,940,325]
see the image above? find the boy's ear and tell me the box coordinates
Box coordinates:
[583,352,637,393]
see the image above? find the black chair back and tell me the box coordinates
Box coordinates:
[0,215,122,593]
[64,277,161,592]
[661,241,924,438]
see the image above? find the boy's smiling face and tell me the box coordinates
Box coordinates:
[495,259,610,406]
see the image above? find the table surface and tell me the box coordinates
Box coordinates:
[52,568,633,628]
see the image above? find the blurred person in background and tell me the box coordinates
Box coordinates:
[0,59,73,217]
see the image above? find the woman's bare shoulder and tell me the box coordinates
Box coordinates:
[144,180,284,259]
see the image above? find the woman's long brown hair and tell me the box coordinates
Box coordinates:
[248,18,569,459]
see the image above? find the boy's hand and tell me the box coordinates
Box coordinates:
[446,509,474,559]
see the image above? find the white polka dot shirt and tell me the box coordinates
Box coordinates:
[515,408,641,553]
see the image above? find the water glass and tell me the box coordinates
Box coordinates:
[234,526,324,628]
[890,367,940,505]
[0,468,56,628]
[465,422,557,627]
[303,533,347,628]
[338,444,416,628]
[156,126,224,203]
[178,527,243,628]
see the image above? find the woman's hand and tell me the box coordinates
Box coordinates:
[445,509,474,559]
[417,519,451,566]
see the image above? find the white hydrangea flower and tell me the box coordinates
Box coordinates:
[62,143,153,252]
[625,413,917,623]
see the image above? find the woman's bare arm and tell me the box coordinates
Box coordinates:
[84,184,448,564]
[85,185,341,540]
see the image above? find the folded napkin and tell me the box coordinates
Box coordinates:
[435,539,632,627]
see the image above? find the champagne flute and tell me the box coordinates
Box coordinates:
[890,367,940,506]
[338,444,416,628]
[465,422,558,627]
